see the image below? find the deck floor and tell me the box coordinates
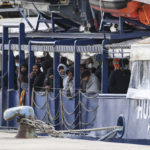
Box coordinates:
[0,131,149,150]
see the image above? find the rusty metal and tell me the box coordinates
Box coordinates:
[16,123,37,138]
[3,106,37,138]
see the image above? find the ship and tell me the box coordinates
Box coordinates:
[0,0,150,146]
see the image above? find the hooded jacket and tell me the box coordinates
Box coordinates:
[57,64,67,79]
[81,73,100,94]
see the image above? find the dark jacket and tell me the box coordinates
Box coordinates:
[30,70,45,91]
[43,68,53,91]
[19,72,28,91]
[108,69,131,94]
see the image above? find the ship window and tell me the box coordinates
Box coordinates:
[127,60,150,100]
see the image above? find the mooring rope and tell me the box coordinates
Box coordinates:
[60,126,123,133]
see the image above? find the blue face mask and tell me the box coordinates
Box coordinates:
[124,65,129,70]
[15,63,19,67]
[60,74,67,79]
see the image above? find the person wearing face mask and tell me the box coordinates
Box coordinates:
[108,59,131,94]
[30,64,45,91]
[57,63,68,89]
[63,67,75,98]
[80,69,100,94]
[85,57,96,73]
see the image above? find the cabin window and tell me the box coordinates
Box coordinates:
[127,60,150,100]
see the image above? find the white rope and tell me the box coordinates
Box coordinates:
[63,113,80,127]
[62,101,80,115]
[47,92,60,101]
[60,126,123,133]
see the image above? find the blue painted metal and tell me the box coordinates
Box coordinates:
[1,24,24,126]
[35,15,51,32]
[18,23,26,94]
[122,17,150,30]
[8,40,15,91]
[74,41,81,126]
[51,13,55,33]
[32,1,50,31]
[119,17,123,34]
[35,15,40,32]
[1,26,9,126]
[16,6,34,30]
[102,39,109,93]
[8,39,18,127]
[28,41,35,106]
[53,48,60,130]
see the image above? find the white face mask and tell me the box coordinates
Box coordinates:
[87,63,93,69]
[40,66,44,72]
[15,63,19,67]
[67,60,70,65]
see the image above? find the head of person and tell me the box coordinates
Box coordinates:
[20,63,28,74]
[81,70,91,82]
[60,57,67,65]
[67,67,74,77]
[59,66,65,75]
[57,64,67,79]
[80,64,86,74]
[35,57,42,64]
[85,57,93,68]
[67,59,74,66]
[123,59,129,70]
[15,55,19,67]
[113,58,119,70]
[119,59,129,70]
[32,64,40,74]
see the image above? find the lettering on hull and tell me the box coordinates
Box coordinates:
[136,100,150,134]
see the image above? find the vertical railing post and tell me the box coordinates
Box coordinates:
[119,17,123,34]
[8,39,16,127]
[28,41,35,106]
[0,26,8,126]
[53,43,60,130]
[19,23,25,94]
[102,39,109,93]
[74,41,81,129]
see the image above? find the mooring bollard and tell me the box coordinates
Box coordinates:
[3,106,37,138]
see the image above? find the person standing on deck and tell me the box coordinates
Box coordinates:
[30,64,45,91]
[108,59,131,94]
[80,69,100,94]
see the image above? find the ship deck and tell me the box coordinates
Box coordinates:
[0,130,149,150]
